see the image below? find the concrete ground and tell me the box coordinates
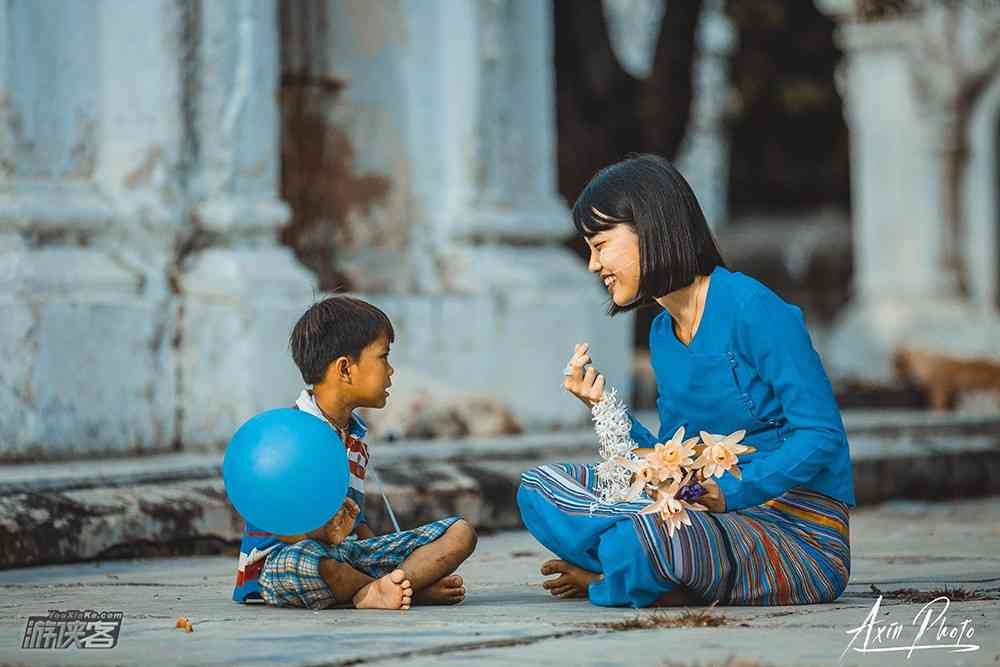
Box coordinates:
[1,497,998,667]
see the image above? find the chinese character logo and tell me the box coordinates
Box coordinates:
[22,610,123,649]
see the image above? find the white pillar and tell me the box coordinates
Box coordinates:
[176,0,319,447]
[964,73,1000,311]
[820,3,1000,380]
[285,0,630,428]
[675,0,735,230]
[0,0,181,459]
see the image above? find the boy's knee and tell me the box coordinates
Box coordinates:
[270,540,322,575]
[447,519,478,555]
[258,540,333,609]
[318,556,351,582]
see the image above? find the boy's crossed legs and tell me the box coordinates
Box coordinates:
[262,500,477,610]
[322,519,476,609]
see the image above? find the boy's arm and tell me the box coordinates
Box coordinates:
[352,486,374,538]
[277,498,361,545]
[277,527,324,544]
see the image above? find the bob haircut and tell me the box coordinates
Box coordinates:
[572,154,727,316]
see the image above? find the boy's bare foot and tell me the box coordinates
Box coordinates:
[413,574,466,605]
[352,569,413,610]
[540,559,600,599]
[322,499,360,545]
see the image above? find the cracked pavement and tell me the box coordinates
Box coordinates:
[1,497,998,667]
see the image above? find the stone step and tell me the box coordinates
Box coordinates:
[2,409,998,495]
[1,414,998,569]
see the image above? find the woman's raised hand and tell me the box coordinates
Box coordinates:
[563,342,605,408]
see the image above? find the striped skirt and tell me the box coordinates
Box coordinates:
[517,463,850,608]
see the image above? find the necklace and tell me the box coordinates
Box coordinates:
[315,400,350,440]
[676,276,708,344]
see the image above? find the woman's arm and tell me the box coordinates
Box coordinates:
[628,415,659,449]
[716,290,847,511]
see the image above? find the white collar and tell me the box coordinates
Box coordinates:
[295,389,368,438]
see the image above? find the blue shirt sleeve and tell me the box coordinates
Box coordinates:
[628,413,659,448]
[716,290,848,511]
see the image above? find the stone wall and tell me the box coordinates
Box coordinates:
[819,0,1000,381]
[0,0,630,462]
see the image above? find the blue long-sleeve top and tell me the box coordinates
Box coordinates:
[628,265,856,512]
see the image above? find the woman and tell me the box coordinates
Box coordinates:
[517,154,854,608]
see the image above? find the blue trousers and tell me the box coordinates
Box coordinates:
[517,481,676,607]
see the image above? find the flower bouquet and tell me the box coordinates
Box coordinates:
[590,389,755,537]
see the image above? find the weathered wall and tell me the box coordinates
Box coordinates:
[1,0,631,460]
[277,0,631,430]
[820,0,1000,380]
[1,1,186,460]
[0,0,314,460]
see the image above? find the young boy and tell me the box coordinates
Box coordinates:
[232,296,477,610]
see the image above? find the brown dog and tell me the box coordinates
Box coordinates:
[893,347,1000,411]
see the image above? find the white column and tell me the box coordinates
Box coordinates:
[839,19,954,303]
[449,0,570,243]
[963,69,1000,312]
[177,0,318,447]
[820,3,1000,380]
[0,0,181,459]
[284,0,630,428]
[675,0,735,230]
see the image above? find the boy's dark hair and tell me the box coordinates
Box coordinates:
[289,296,395,384]
[571,153,727,316]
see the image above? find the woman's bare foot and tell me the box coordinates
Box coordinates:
[413,574,466,605]
[540,559,601,599]
[352,569,413,610]
[650,587,701,607]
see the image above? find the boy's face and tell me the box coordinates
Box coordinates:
[349,335,394,409]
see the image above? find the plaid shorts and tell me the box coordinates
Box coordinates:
[258,517,460,609]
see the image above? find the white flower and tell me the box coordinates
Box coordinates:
[645,426,699,482]
[694,430,753,480]
[640,471,707,538]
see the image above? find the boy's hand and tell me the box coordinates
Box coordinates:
[317,498,361,545]
[277,498,360,545]
[563,343,605,408]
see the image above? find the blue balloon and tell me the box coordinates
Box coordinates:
[223,408,349,536]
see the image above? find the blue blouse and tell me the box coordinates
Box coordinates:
[628,265,856,512]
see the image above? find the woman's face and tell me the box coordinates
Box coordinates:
[585,223,641,306]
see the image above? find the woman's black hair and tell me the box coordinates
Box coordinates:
[572,153,727,316]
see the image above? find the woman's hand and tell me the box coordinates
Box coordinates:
[644,477,725,512]
[563,342,605,408]
[697,478,726,512]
